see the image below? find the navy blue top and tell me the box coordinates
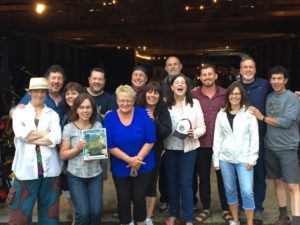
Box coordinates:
[18,92,63,120]
[104,107,156,177]
[239,78,273,137]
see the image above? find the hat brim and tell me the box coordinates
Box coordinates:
[25,87,49,91]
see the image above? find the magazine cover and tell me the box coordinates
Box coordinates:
[82,128,108,161]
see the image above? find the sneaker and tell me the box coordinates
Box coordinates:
[229,220,240,225]
[159,202,169,212]
[254,211,263,225]
[273,217,291,225]
[145,218,154,225]
[129,221,134,225]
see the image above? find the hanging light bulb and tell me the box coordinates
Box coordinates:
[36,2,46,14]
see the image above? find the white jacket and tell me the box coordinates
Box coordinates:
[165,98,206,152]
[212,106,259,168]
[12,103,62,180]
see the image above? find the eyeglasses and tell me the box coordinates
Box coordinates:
[229,93,241,97]
[78,106,92,110]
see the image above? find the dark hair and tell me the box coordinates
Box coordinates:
[132,65,148,77]
[90,67,106,78]
[68,93,98,124]
[268,65,289,79]
[61,82,86,113]
[224,82,248,113]
[240,55,256,68]
[200,64,216,73]
[165,74,193,108]
[44,65,66,79]
[138,81,166,114]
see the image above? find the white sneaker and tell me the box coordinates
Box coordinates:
[145,218,154,225]
[229,220,240,225]
[129,221,134,225]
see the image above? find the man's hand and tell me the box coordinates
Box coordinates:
[248,106,264,121]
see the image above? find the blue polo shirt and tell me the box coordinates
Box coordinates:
[104,107,156,177]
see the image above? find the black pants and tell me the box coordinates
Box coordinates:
[159,153,168,203]
[193,148,228,211]
[113,171,152,224]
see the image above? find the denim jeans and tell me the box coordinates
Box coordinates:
[165,150,197,223]
[67,172,103,225]
[220,160,255,210]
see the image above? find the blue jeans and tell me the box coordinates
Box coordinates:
[67,172,103,225]
[253,138,266,212]
[165,150,196,223]
[220,160,255,210]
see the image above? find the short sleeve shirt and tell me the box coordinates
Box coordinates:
[62,121,103,178]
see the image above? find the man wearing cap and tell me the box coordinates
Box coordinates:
[131,65,148,105]
[10,64,65,120]
[191,64,231,223]
[86,67,117,119]
[7,77,62,225]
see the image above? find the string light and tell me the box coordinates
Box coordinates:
[199,5,205,10]
[136,52,152,60]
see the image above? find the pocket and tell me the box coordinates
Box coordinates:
[5,187,16,205]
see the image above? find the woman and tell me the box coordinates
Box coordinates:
[60,82,85,225]
[213,83,259,225]
[104,85,156,225]
[138,81,172,225]
[60,93,103,225]
[61,82,86,127]
[8,77,61,225]
[164,74,206,225]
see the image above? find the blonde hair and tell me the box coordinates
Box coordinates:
[115,84,136,101]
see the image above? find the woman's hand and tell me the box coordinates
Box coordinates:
[146,109,154,120]
[188,129,194,138]
[246,163,253,170]
[75,140,87,153]
[214,166,220,171]
[127,156,145,170]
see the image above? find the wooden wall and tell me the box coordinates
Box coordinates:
[250,38,300,91]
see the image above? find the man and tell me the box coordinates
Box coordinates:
[86,67,116,183]
[191,64,231,223]
[249,65,300,225]
[10,64,65,120]
[238,56,272,224]
[161,56,183,97]
[86,67,117,118]
[130,65,148,104]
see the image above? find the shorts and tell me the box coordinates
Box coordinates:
[265,148,299,184]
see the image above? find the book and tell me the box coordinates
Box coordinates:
[81,128,108,161]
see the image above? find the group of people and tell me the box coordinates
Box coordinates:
[5,55,300,225]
